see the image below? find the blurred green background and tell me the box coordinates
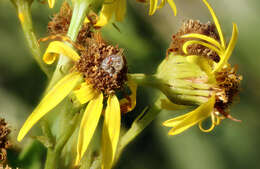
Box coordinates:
[0,0,259,169]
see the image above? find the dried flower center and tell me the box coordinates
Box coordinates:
[75,34,127,95]
[168,19,220,62]
[214,65,242,118]
[48,2,97,47]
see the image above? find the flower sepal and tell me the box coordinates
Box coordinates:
[155,53,213,106]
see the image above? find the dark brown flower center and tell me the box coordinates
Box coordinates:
[75,33,128,95]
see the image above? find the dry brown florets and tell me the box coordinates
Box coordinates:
[0,118,11,164]
[168,19,220,62]
[47,2,72,36]
[75,33,128,95]
[47,2,97,47]
[214,65,242,119]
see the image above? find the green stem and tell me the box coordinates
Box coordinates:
[129,73,159,87]
[117,101,161,157]
[12,0,52,78]
[44,149,59,169]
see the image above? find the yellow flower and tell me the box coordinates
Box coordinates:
[149,0,177,16]
[17,39,137,168]
[95,0,127,27]
[162,0,239,135]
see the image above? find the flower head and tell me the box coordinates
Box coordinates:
[161,0,241,135]
[17,32,137,168]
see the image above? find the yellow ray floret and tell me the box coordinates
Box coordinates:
[149,0,177,16]
[17,72,82,141]
[163,96,215,136]
[43,41,80,64]
[75,92,103,165]
[96,0,126,27]
[102,95,121,169]
[73,83,99,104]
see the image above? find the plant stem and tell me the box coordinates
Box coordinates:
[13,0,52,78]
[129,73,159,87]
[117,100,161,157]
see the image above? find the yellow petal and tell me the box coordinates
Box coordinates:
[166,0,177,16]
[202,0,225,48]
[213,23,238,73]
[48,0,55,8]
[75,92,103,165]
[149,0,158,15]
[95,2,116,27]
[163,113,190,127]
[102,95,121,169]
[43,41,80,65]
[181,33,223,51]
[182,40,223,56]
[157,0,166,9]
[115,0,126,21]
[163,96,215,136]
[17,72,82,141]
[119,80,137,113]
[73,82,98,104]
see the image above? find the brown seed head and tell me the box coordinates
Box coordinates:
[75,33,128,95]
[214,65,242,117]
[168,19,220,62]
[47,2,97,47]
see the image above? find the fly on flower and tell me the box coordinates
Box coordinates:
[17,9,137,168]
[161,0,242,135]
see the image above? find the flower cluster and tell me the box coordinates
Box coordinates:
[13,0,242,169]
